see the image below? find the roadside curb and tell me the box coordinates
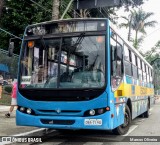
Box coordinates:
[0,106,10,112]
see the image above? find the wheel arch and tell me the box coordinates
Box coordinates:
[126,98,132,119]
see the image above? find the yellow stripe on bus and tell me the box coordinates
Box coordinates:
[114,83,154,97]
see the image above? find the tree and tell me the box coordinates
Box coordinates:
[143,41,160,91]
[0,0,5,44]
[119,10,134,41]
[119,8,157,50]
[0,0,150,54]
[131,8,157,49]
[122,0,148,11]
[0,0,4,19]
[52,0,60,20]
[60,0,74,19]
[145,41,160,63]
[0,0,52,54]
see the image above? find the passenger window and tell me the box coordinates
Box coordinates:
[131,52,136,66]
[137,58,141,68]
[124,45,130,61]
[150,76,153,83]
[142,62,145,72]
[140,60,143,69]
[110,37,123,91]
[125,61,132,76]
[132,65,138,79]
[146,65,148,74]
[147,75,149,83]
[111,39,123,77]
[145,64,147,72]
[143,72,147,82]
[138,69,142,81]
[149,68,151,77]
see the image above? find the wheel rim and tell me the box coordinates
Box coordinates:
[122,112,129,128]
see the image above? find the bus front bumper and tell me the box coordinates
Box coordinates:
[16,110,111,130]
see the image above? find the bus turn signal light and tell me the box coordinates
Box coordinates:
[28,41,34,48]
[106,107,110,111]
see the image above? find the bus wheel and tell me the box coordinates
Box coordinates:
[143,101,150,118]
[112,105,131,135]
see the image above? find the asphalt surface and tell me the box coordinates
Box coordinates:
[0,106,42,136]
[32,98,160,145]
[0,98,160,145]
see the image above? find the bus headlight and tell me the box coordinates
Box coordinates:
[89,109,95,116]
[18,106,35,115]
[97,108,104,114]
[26,108,32,114]
[84,107,109,116]
[20,107,25,112]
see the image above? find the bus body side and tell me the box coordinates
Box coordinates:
[110,25,154,134]
[16,18,154,135]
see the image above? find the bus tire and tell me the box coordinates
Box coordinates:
[112,105,131,135]
[143,101,150,118]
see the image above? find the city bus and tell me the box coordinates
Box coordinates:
[13,18,154,135]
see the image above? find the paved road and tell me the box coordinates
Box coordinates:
[1,99,159,145]
[31,99,160,145]
[0,106,41,136]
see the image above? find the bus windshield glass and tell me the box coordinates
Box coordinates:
[20,35,105,89]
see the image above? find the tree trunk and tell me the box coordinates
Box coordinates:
[0,0,4,18]
[128,15,132,41]
[134,30,138,49]
[52,0,60,20]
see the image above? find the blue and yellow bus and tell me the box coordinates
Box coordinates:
[15,18,154,135]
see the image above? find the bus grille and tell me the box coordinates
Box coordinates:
[38,110,81,113]
[37,110,81,116]
[41,119,75,125]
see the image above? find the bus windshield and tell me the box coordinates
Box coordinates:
[20,35,105,89]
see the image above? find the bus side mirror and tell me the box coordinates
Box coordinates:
[8,41,14,57]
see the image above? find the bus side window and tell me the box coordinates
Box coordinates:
[115,45,123,77]
[111,37,123,91]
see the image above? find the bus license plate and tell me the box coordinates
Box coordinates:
[84,119,102,126]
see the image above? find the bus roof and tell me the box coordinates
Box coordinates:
[26,18,108,27]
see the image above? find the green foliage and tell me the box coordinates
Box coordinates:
[0,93,11,105]
[143,41,160,91]
[60,0,73,19]
[144,41,160,63]
[0,86,11,105]
[0,0,52,54]
[0,0,120,54]
[4,85,12,93]
[122,0,148,11]
[132,35,145,49]
[119,8,157,50]
[0,50,19,79]
[0,0,149,55]
[89,7,117,23]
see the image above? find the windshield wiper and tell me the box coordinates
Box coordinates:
[89,54,99,71]
[71,32,85,52]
